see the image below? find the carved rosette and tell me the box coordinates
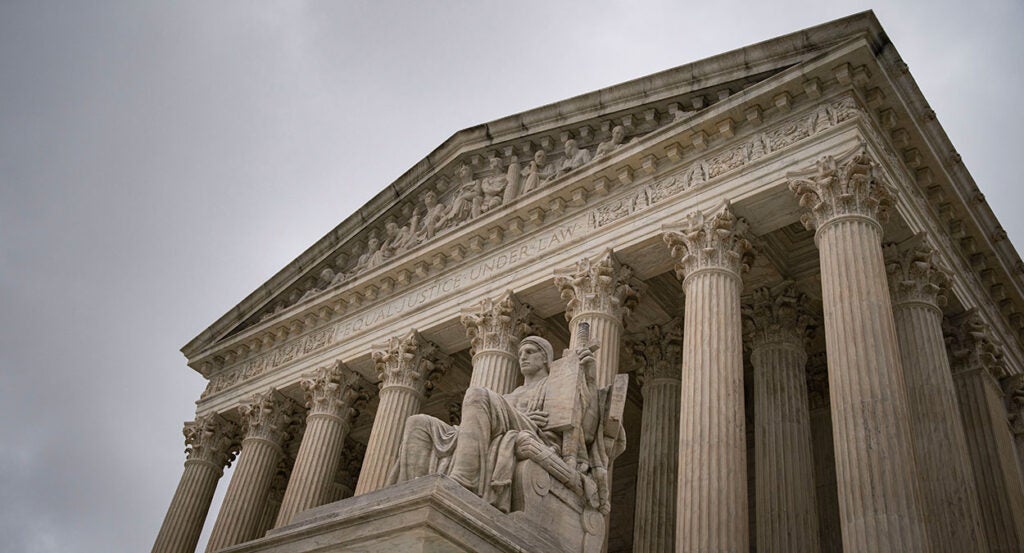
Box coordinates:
[788,149,895,234]
[884,235,951,309]
[554,249,641,322]
[629,320,683,385]
[301,361,368,424]
[662,201,754,280]
[237,389,303,446]
[183,414,241,469]
[460,290,535,356]
[371,330,450,396]
[944,309,1007,378]
[742,281,815,351]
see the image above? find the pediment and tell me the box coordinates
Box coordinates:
[181,13,890,372]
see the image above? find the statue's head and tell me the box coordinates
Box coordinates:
[518,336,554,378]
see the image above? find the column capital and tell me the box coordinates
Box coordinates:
[1003,375,1024,438]
[183,413,240,469]
[742,281,815,351]
[301,361,370,422]
[460,290,535,356]
[554,249,642,323]
[945,309,1007,379]
[662,200,754,280]
[788,147,895,234]
[884,234,951,308]
[237,389,303,447]
[628,320,682,384]
[372,330,450,396]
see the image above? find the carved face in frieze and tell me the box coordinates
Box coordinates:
[423,191,437,208]
[611,125,625,143]
[564,139,578,156]
[533,150,546,165]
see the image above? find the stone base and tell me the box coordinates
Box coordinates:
[218,475,562,553]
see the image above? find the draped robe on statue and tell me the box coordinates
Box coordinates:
[391,372,625,514]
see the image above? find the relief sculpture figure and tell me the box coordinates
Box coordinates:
[558,138,592,176]
[521,150,555,195]
[594,125,629,158]
[392,334,627,517]
[479,157,508,213]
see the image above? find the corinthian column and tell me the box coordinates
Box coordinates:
[354,330,449,495]
[947,310,1024,552]
[743,282,820,553]
[885,237,988,552]
[554,248,641,387]
[788,150,929,552]
[205,390,301,552]
[460,290,534,394]
[663,202,753,553]
[274,362,367,527]
[152,414,239,553]
[629,321,682,553]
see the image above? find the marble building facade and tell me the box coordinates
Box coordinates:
[152,12,1024,553]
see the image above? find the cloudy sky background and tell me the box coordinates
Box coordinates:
[1,1,1021,551]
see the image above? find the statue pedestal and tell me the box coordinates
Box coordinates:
[219,475,563,553]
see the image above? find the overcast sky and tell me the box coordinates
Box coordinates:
[1,2,1021,552]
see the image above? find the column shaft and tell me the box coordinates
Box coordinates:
[469,350,518,394]
[677,269,747,553]
[152,460,222,553]
[569,312,623,388]
[633,376,680,552]
[274,413,349,526]
[205,438,282,551]
[817,218,928,551]
[893,302,987,552]
[753,344,820,553]
[955,368,1024,552]
[809,406,843,553]
[355,386,421,495]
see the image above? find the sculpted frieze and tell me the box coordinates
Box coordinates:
[589,94,862,230]
[201,93,866,402]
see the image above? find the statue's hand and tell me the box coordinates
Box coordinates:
[576,347,597,381]
[526,410,548,429]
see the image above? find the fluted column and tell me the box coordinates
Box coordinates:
[744,283,820,553]
[789,150,929,552]
[663,202,753,553]
[274,362,367,527]
[461,290,535,394]
[152,414,239,553]
[555,248,642,388]
[947,310,1024,552]
[629,321,682,553]
[355,330,449,495]
[807,360,842,553]
[205,390,301,552]
[884,237,987,552]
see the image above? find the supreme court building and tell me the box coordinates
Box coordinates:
[151,12,1024,553]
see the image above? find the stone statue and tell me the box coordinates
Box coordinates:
[392,334,627,517]
[479,157,507,212]
[559,138,592,176]
[417,190,449,241]
[521,150,555,194]
[445,164,484,225]
[594,125,629,158]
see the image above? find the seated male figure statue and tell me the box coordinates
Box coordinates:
[391,335,626,517]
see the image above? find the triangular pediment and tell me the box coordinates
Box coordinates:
[181,12,889,371]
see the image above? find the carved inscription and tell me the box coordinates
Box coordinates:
[202,221,585,399]
[589,95,862,229]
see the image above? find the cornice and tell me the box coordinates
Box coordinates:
[181,11,886,362]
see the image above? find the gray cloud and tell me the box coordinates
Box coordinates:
[1,1,1020,551]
